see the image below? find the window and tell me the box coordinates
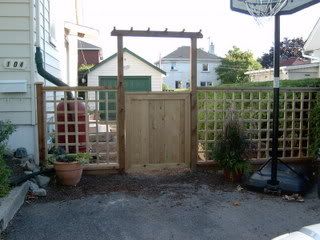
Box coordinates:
[200,82,206,87]
[202,63,209,72]
[171,62,177,71]
[207,82,212,86]
[175,81,182,89]
[49,0,57,47]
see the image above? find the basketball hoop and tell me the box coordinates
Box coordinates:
[230,0,320,193]
[244,0,288,24]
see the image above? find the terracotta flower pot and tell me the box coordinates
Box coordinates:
[54,161,83,186]
[223,169,243,183]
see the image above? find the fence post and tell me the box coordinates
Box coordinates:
[117,35,126,172]
[36,82,46,166]
[190,37,198,170]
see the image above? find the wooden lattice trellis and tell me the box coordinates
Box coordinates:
[197,87,319,164]
[39,86,118,168]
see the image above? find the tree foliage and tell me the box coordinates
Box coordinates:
[258,37,305,68]
[216,46,261,84]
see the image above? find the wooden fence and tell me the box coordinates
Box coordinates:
[197,87,319,164]
[36,83,320,171]
[125,92,190,170]
[36,84,118,170]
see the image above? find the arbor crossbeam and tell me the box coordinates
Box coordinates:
[111,28,203,39]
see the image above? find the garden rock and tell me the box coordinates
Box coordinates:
[27,181,47,197]
[13,148,28,158]
[35,175,50,188]
[21,159,39,172]
[28,181,39,192]
[33,188,47,197]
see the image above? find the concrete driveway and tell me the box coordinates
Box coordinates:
[3,182,320,240]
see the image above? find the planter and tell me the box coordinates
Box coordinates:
[54,162,83,186]
[223,169,243,183]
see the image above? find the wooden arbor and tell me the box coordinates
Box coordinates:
[111,28,203,171]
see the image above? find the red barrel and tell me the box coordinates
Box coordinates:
[57,99,86,153]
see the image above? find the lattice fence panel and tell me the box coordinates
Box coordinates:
[43,87,118,166]
[197,88,319,164]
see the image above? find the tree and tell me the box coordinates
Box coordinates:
[216,46,262,84]
[258,37,305,68]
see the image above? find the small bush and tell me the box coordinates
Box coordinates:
[211,114,251,174]
[0,155,11,197]
[0,121,15,197]
[310,93,320,156]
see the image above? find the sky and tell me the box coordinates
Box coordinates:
[81,0,320,63]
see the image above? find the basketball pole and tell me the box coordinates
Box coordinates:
[268,14,281,187]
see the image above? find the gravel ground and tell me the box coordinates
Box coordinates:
[2,169,320,240]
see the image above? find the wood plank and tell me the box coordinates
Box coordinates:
[190,37,198,170]
[111,29,203,39]
[36,83,46,166]
[117,35,126,171]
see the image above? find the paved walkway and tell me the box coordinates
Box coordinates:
[4,185,320,240]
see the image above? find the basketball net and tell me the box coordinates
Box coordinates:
[244,0,288,25]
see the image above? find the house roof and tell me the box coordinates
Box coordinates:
[88,48,166,75]
[280,57,310,67]
[304,17,320,53]
[161,46,220,60]
[78,40,100,50]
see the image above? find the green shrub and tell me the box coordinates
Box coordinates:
[0,155,11,197]
[211,114,251,174]
[0,121,16,197]
[310,93,320,156]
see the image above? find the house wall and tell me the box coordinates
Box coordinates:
[248,65,319,82]
[78,50,100,66]
[87,51,163,91]
[0,0,66,157]
[160,59,221,89]
[287,66,319,80]
[248,70,288,82]
[0,0,36,155]
[34,0,63,81]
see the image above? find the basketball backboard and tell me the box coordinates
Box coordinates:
[231,0,320,16]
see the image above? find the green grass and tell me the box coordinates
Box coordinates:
[216,78,320,88]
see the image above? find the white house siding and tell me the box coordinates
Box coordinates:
[34,0,62,81]
[0,0,36,155]
[160,59,221,89]
[247,64,320,82]
[88,51,163,91]
[0,0,65,157]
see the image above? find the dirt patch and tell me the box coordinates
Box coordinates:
[33,169,237,203]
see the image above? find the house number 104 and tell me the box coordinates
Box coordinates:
[3,59,27,70]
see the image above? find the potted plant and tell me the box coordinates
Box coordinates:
[49,148,90,186]
[211,114,251,182]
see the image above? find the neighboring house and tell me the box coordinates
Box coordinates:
[247,18,320,82]
[78,40,102,85]
[246,63,320,82]
[156,43,221,89]
[87,48,166,92]
[0,0,98,159]
[304,17,320,77]
[78,40,102,67]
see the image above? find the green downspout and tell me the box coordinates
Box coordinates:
[35,47,73,98]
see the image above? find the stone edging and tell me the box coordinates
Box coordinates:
[0,182,29,233]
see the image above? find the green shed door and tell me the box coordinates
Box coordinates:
[99,76,151,92]
[98,76,151,120]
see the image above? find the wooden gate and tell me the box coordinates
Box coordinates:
[125,92,190,170]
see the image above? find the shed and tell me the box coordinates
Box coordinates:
[87,48,166,91]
